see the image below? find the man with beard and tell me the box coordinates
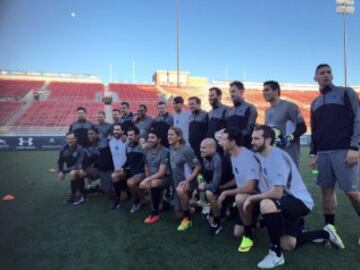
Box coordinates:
[150,101,173,148]
[188,96,208,160]
[124,126,147,213]
[226,81,257,148]
[207,87,229,139]
[109,123,128,209]
[173,96,191,144]
[119,101,135,133]
[242,125,344,269]
[139,130,170,224]
[134,104,153,140]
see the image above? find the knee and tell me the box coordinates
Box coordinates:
[259,199,277,214]
[176,185,184,196]
[69,170,78,180]
[205,190,215,201]
[111,173,117,182]
[235,194,247,206]
[281,237,297,251]
[345,191,360,200]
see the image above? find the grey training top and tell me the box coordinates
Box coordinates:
[265,100,305,138]
[144,145,169,176]
[231,147,260,188]
[202,152,223,191]
[169,144,200,185]
[255,147,314,210]
[135,115,153,139]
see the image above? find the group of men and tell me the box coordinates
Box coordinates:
[57,64,360,269]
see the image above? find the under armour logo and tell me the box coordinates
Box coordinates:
[18,137,34,146]
[49,137,55,143]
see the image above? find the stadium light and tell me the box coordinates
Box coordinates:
[336,0,355,87]
[176,0,180,87]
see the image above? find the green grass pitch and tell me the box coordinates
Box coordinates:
[0,148,359,270]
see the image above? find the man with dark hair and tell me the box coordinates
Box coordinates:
[263,80,307,167]
[125,126,147,213]
[242,125,344,269]
[68,107,94,148]
[120,101,134,132]
[173,96,191,144]
[109,123,128,209]
[95,111,112,141]
[226,81,257,148]
[310,64,360,240]
[112,109,122,124]
[150,101,173,148]
[217,127,260,250]
[139,130,170,224]
[188,96,208,160]
[207,87,229,139]
[83,127,115,199]
[168,127,202,231]
[57,132,86,205]
[134,104,153,140]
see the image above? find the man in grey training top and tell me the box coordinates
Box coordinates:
[263,80,307,167]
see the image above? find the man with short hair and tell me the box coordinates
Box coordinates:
[68,107,94,148]
[139,130,170,224]
[310,63,360,243]
[125,126,147,213]
[242,125,344,269]
[263,81,306,167]
[216,127,259,249]
[57,132,86,205]
[134,104,153,140]
[198,138,225,235]
[188,96,208,160]
[112,109,122,124]
[151,101,173,148]
[109,123,128,209]
[95,111,112,141]
[226,81,257,148]
[172,96,191,144]
[168,127,202,231]
[120,101,134,132]
[83,127,114,200]
[207,87,229,139]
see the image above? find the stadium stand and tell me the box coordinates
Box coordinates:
[0,79,44,98]
[0,101,23,124]
[48,82,103,101]
[110,83,161,116]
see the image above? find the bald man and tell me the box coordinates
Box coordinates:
[198,138,224,235]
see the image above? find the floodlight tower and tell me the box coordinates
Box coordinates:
[336,0,355,87]
[176,0,180,87]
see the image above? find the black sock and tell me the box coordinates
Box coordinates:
[296,230,329,248]
[133,196,140,205]
[263,212,282,257]
[244,225,253,239]
[120,180,127,191]
[151,187,162,214]
[113,181,122,199]
[324,214,335,225]
[77,178,85,196]
[213,216,220,225]
[70,180,77,196]
[183,210,191,220]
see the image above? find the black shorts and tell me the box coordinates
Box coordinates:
[270,195,311,237]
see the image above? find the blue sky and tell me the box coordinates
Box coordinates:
[0,0,359,85]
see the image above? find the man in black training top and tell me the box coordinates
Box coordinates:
[68,107,94,148]
[57,132,86,205]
